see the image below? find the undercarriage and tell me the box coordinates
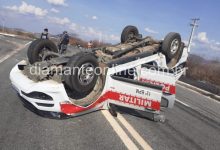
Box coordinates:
[10,25,193,120]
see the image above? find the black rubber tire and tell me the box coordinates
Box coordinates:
[162,32,181,60]
[166,42,184,68]
[64,53,85,90]
[64,52,99,94]
[27,39,58,64]
[27,39,42,60]
[121,25,139,43]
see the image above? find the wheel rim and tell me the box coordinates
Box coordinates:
[170,39,179,54]
[39,47,53,61]
[78,63,95,85]
[128,32,135,39]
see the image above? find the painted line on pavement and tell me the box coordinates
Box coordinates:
[101,110,139,150]
[177,81,220,98]
[25,41,32,46]
[176,99,191,107]
[177,84,220,104]
[117,113,153,150]
[0,32,16,37]
[0,49,21,64]
[0,41,30,64]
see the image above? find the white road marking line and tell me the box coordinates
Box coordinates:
[177,81,218,96]
[0,32,16,37]
[0,41,30,64]
[25,41,32,46]
[176,99,190,107]
[176,98,220,121]
[101,110,139,150]
[177,84,220,104]
[117,113,153,150]
[0,50,19,64]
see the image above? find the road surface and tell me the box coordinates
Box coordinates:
[0,35,219,150]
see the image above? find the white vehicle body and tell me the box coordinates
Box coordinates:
[10,20,198,120]
[10,48,186,119]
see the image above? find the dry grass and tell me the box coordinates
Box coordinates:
[69,37,111,48]
[0,28,35,39]
[186,54,220,86]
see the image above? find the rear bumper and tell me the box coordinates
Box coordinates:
[10,61,70,113]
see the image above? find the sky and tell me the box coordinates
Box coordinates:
[0,0,220,60]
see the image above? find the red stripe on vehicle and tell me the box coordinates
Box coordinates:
[140,78,176,94]
[60,91,160,115]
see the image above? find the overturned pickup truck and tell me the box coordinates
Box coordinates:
[10,25,195,121]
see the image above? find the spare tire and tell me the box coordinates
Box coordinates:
[64,52,99,94]
[27,39,58,64]
[162,32,181,60]
[121,25,139,43]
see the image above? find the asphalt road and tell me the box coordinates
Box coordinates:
[0,35,219,150]
[0,37,15,58]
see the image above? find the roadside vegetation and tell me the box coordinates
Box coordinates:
[186,54,220,86]
[0,27,35,39]
[68,36,111,48]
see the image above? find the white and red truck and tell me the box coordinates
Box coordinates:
[10,21,198,121]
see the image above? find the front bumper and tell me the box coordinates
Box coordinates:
[10,61,70,113]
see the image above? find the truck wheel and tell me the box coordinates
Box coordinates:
[28,39,58,64]
[166,42,184,68]
[65,52,99,94]
[27,39,41,60]
[162,32,181,60]
[121,25,139,43]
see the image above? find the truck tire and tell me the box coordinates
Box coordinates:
[162,32,181,60]
[28,39,58,64]
[121,25,139,43]
[64,52,99,94]
[166,42,184,68]
[27,39,42,60]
